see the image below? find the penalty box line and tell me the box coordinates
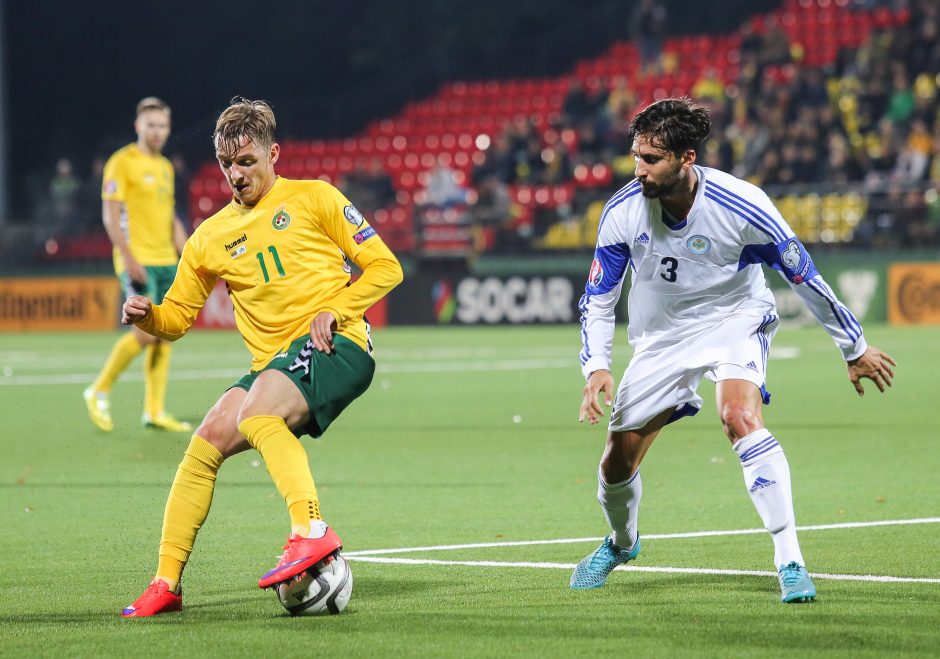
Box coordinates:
[344,556,940,585]
[343,517,940,584]
[344,517,940,557]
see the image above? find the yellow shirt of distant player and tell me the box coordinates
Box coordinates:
[101,143,177,269]
[141,177,401,369]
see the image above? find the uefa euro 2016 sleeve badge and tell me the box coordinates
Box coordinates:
[343,204,365,227]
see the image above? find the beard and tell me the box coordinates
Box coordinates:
[639,169,682,198]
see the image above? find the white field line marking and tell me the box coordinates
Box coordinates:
[0,348,802,386]
[344,517,940,557]
[0,358,574,386]
[344,556,940,584]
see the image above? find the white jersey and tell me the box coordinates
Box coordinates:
[579,165,867,378]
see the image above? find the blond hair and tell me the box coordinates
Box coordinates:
[213,97,276,158]
[136,96,170,116]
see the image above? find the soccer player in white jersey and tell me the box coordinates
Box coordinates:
[571,98,896,603]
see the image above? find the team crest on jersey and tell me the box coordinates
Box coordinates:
[344,204,365,227]
[272,209,291,230]
[588,258,604,287]
[687,235,711,255]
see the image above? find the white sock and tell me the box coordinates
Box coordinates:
[733,428,805,569]
[306,520,328,539]
[597,469,642,551]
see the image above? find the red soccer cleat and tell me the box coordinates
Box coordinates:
[258,527,343,589]
[121,579,183,618]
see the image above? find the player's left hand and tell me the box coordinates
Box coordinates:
[847,345,896,397]
[310,311,338,354]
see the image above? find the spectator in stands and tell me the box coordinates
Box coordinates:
[822,134,863,184]
[562,78,594,126]
[541,143,573,186]
[49,157,81,229]
[691,68,726,109]
[470,174,512,254]
[472,132,515,185]
[363,157,396,209]
[338,165,371,212]
[630,0,667,75]
[516,139,547,184]
[792,67,829,109]
[893,118,932,182]
[905,5,939,77]
[885,67,915,125]
[425,160,467,208]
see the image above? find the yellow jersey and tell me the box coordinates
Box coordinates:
[136,177,403,369]
[102,143,178,269]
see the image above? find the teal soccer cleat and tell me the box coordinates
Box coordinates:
[778,561,817,603]
[570,536,641,590]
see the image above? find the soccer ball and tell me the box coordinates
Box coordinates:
[275,553,353,616]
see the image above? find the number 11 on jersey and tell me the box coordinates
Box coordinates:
[256,245,286,283]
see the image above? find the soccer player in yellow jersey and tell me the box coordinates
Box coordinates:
[83,97,192,432]
[119,98,403,617]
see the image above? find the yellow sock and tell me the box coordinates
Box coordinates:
[155,435,224,591]
[144,342,172,418]
[92,333,143,392]
[237,415,321,536]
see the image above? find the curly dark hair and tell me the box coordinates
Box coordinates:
[628,97,711,156]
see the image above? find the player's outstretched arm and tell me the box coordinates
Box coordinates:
[847,345,896,397]
[122,295,152,326]
[579,369,614,425]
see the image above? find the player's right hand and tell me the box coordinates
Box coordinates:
[125,256,147,284]
[122,295,152,325]
[579,369,614,425]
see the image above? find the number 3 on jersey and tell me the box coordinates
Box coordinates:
[660,256,678,282]
[256,245,286,283]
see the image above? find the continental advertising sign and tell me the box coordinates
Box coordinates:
[0,277,120,331]
[888,263,940,325]
[387,274,626,325]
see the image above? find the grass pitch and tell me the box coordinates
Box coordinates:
[1,324,938,658]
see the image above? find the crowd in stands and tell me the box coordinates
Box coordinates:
[22,0,940,264]
[450,0,940,252]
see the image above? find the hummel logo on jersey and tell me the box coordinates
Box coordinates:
[749,476,777,493]
[745,361,758,371]
[634,232,650,245]
[224,233,247,251]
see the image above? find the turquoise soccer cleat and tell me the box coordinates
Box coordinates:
[777,561,817,603]
[570,536,641,590]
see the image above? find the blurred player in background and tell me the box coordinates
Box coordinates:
[119,97,403,617]
[83,97,192,432]
[573,98,896,603]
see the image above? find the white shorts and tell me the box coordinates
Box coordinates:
[609,313,779,432]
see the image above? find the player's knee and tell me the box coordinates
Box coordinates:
[599,453,638,484]
[719,403,761,440]
[194,419,238,458]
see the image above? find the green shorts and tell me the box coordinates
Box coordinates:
[231,334,375,438]
[120,264,178,304]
